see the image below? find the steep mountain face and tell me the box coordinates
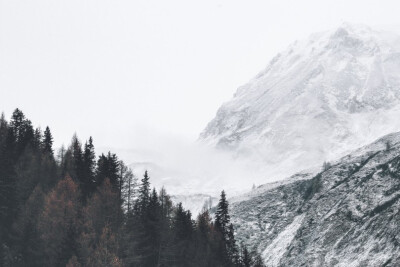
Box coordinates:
[201,23,400,179]
[230,132,400,266]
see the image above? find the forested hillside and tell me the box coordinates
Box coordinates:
[0,109,264,267]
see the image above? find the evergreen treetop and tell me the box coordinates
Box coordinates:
[215,190,230,238]
[42,126,54,155]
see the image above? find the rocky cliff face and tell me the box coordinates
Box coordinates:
[230,132,400,266]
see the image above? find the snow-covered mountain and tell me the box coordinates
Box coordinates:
[201,23,400,182]
[230,131,400,266]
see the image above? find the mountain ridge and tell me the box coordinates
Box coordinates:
[230,131,400,266]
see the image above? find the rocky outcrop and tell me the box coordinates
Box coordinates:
[231,132,400,266]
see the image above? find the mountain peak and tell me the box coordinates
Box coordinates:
[332,26,350,38]
[200,24,400,184]
[326,23,379,50]
[335,22,371,33]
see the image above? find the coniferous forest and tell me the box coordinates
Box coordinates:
[0,109,265,267]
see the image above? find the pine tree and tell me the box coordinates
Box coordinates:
[9,109,34,156]
[227,223,239,264]
[137,170,150,213]
[124,171,153,266]
[215,190,230,238]
[157,187,174,266]
[145,188,162,266]
[0,112,7,136]
[215,190,237,266]
[10,109,26,143]
[194,209,213,266]
[171,203,195,266]
[10,109,34,151]
[82,137,96,198]
[0,113,7,153]
[95,152,119,190]
[0,116,18,249]
[107,152,119,189]
[0,113,9,242]
[32,127,42,151]
[241,245,252,267]
[71,134,84,182]
[42,126,54,155]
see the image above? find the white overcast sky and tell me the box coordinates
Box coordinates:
[1,0,400,151]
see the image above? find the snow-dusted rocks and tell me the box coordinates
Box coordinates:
[230,132,400,266]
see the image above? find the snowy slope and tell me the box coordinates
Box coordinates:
[201,23,400,182]
[230,131,400,266]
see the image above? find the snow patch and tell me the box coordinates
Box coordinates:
[262,214,305,266]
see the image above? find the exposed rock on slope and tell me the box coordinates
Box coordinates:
[231,132,400,266]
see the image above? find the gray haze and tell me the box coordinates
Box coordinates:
[1,0,400,159]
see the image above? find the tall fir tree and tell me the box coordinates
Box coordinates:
[156,187,174,266]
[95,152,119,190]
[42,126,53,155]
[227,223,239,264]
[9,109,34,157]
[124,171,152,266]
[137,170,150,213]
[32,127,42,151]
[71,134,84,182]
[145,188,162,266]
[0,112,7,139]
[82,136,96,198]
[0,113,10,261]
[172,203,194,266]
[9,109,26,143]
[215,190,230,238]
